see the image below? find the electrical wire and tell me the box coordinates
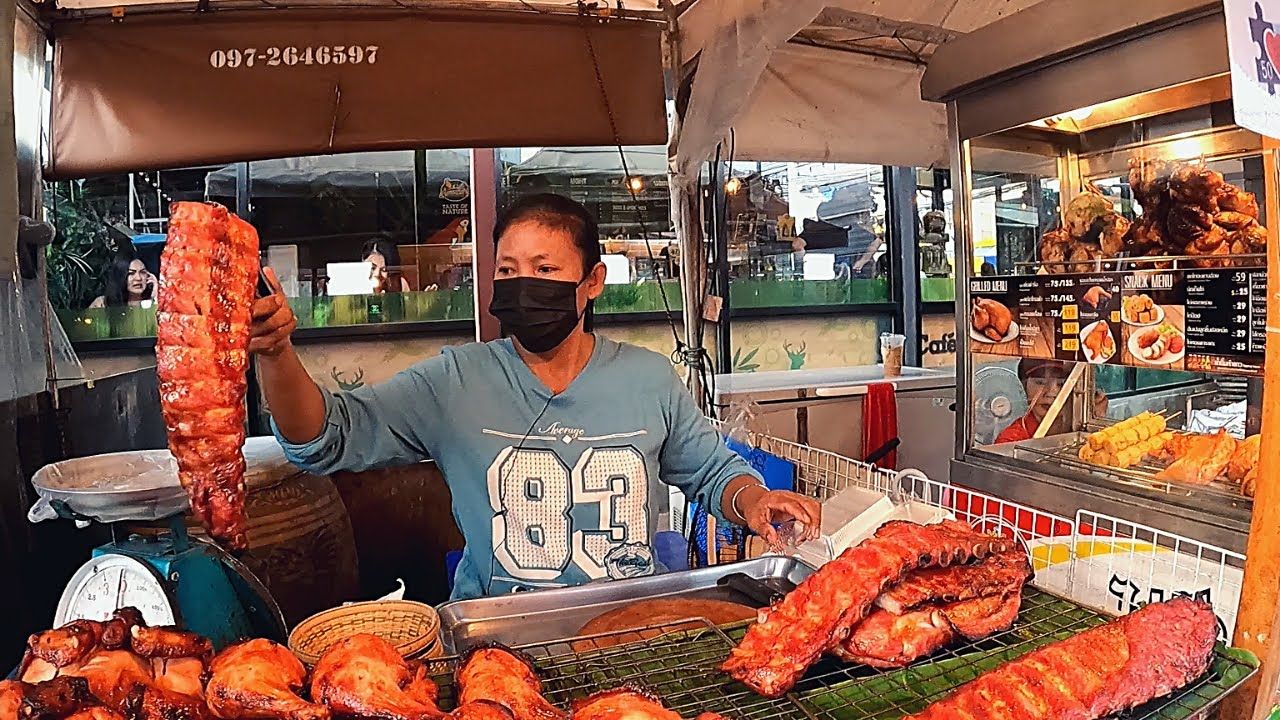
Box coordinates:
[577,3,718,414]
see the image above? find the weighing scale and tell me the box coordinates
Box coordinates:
[30,452,288,650]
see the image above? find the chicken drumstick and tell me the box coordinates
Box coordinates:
[310,635,443,720]
[206,640,329,720]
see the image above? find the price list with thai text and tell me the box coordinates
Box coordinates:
[1182,269,1264,376]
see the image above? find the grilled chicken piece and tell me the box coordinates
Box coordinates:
[151,659,206,700]
[122,685,208,720]
[23,678,97,720]
[1169,165,1226,210]
[1081,286,1111,310]
[63,651,154,710]
[456,647,564,720]
[66,709,127,720]
[310,635,441,720]
[1218,184,1261,218]
[130,628,212,661]
[1156,429,1238,485]
[28,622,103,669]
[1227,434,1261,484]
[207,640,328,720]
[99,610,147,653]
[0,681,26,720]
[447,704,513,720]
[571,689,678,720]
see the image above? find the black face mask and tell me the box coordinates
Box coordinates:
[489,277,585,353]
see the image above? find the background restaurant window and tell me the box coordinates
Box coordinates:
[46,150,476,343]
[722,162,891,309]
[498,146,678,319]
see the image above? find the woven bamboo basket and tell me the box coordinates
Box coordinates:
[289,600,440,665]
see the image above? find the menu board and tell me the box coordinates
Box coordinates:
[1182,269,1267,375]
[969,267,1266,377]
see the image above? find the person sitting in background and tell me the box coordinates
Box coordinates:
[996,359,1108,443]
[361,236,411,293]
[89,253,156,309]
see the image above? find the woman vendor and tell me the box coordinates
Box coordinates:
[252,193,821,599]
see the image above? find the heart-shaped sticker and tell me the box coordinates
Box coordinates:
[1265,28,1280,76]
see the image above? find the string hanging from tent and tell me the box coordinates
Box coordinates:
[577,1,718,415]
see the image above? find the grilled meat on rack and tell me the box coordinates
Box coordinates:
[834,592,1023,669]
[876,549,1031,614]
[122,685,208,720]
[455,647,564,720]
[570,688,725,720]
[157,202,259,549]
[28,622,105,669]
[905,598,1216,719]
[20,677,98,720]
[130,628,213,662]
[310,635,439,720]
[445,703,512,720]
[207,640,328,720]
[721,520,1013,697]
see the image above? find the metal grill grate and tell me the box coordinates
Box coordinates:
[424,619,816,720]
[422,587,1255,720]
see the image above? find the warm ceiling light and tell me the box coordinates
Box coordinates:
[725,177,744,195]
[626,176,645,193]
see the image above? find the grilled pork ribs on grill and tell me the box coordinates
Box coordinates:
[157,202,259,549]
[834,548,1033,668]
[721,520,1014,697]
[834,591,1023,669]
[905,598,1217,720]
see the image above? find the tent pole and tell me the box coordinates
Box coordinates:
[663,8,707,410]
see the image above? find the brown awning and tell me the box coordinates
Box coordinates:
[47,10,667,179]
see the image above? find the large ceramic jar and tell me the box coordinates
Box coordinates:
[188,437,359,624]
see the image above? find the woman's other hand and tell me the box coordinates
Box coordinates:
[735,484,822,551]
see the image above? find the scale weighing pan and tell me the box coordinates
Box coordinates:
[29,450,287,650]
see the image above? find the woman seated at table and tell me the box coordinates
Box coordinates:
[89,253,157,309]
[362,237,412,293]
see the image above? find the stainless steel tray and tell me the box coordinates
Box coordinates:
[436,556,813,653]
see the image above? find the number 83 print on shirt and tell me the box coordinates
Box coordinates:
[487,442,653,588]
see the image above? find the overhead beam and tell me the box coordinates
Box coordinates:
[810,8,959,46]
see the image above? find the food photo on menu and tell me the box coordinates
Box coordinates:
[1120,272,1186,371]
[969,278,1021,357]
[1072,275,1121,365]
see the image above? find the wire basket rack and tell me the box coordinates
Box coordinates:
[716,421,1245,640]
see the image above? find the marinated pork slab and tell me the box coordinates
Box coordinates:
[157,202,258,549]
[905,598,1217,720]
[721,520,1013,697]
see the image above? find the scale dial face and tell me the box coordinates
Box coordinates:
[55,554,176,628]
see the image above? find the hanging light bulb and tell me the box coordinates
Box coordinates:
[626,176,645,193]
[725,177,744,195]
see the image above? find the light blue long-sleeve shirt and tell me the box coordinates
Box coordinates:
[273,336,757,600]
